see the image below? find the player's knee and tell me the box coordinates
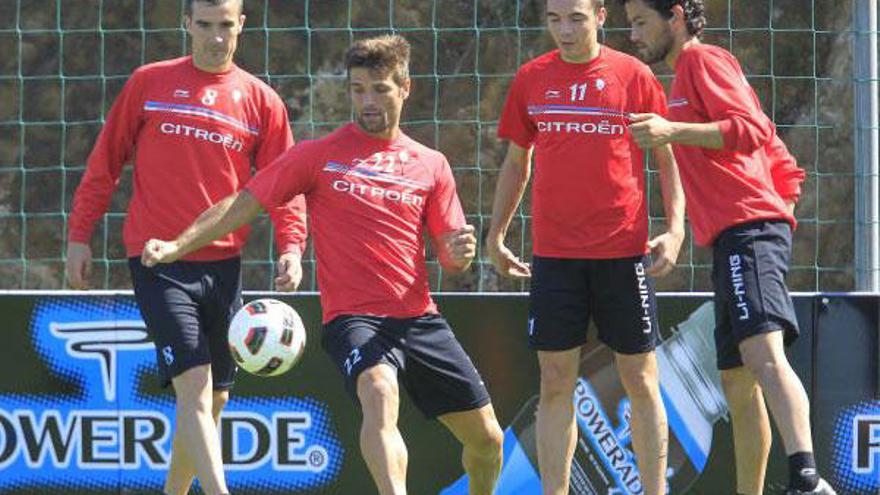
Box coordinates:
[357,369,399,412]
[172,366,213,412]
[175,391,212,415]
[618,366,658,400]
[721,368,757,395]
[466,422,503,464]
[538,363,577,400]
[481,424,504,459]
[740,352,787,384]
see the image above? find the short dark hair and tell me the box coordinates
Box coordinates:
[185,0,243,16]
[548,0,606,12]
[345,35,411,86]
[617,0,706,37]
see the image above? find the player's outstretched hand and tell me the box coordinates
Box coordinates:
[646,230,684,277]
[628,113,674,150]
[275,251,303,292]
[66,242,93,290]
[141,239,181,267]
[486,238,531,279]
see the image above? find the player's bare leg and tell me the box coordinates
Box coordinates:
[615,352,668,495]
[438,404,504,495]
[739,333,813,454]
[722,366,772,495]
[536,348,580,495]
[357,364,408,495]
[165,389,229,495]
[167,365,228,495]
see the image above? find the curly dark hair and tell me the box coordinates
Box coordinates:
[617,0,706,37]
[345,35,411,86]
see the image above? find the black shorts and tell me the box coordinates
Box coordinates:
[528,255,661,354]
[129,256,242,390]
[321,314,491,419]
[712,220,799,370]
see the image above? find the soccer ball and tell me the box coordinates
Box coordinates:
[228,298,307,376]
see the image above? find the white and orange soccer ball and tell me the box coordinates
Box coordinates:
[228,298,307,376]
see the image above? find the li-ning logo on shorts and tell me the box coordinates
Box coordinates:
[634,263,652,334]
[729,255,750,320]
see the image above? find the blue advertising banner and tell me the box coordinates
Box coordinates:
[0,293,876,494]
[0,296,344,494]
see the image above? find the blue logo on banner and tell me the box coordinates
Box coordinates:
[831,400,880,493]
[0,298,343,493]
[834,401,880,493]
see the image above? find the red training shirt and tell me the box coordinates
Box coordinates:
[668,43,805,246]
[68,56,306,260]
[498,47,667,259]
[246,123,466,323]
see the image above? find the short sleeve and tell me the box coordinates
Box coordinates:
[497,69,537,149]
[632,64,667,116]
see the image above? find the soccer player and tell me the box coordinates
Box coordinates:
[619,1,836,494]
[140,35,505,495]
[65,1,306,494]
[485,1,686,494]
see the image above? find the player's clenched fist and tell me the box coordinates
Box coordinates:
[439,225,477,272]
[628,113,675,149]
[141,239,181,267]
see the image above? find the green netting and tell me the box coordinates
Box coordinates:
[0,0,859,291]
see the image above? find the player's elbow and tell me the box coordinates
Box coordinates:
[723,116,772,154]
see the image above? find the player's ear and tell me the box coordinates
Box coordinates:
[596,6,607,27]
[669,4,685,28]
[400,77,412,100]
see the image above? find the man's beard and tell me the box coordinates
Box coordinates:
[356,112,390,134]
[639,31,674,65]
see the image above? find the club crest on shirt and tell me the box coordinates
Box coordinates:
[595,78,606,91]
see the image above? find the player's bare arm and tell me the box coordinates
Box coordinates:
[437,225,478,274]
[647,144,686,277]
[142,190,263,267]
[628,113,724,150]
[486,141,533,279]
